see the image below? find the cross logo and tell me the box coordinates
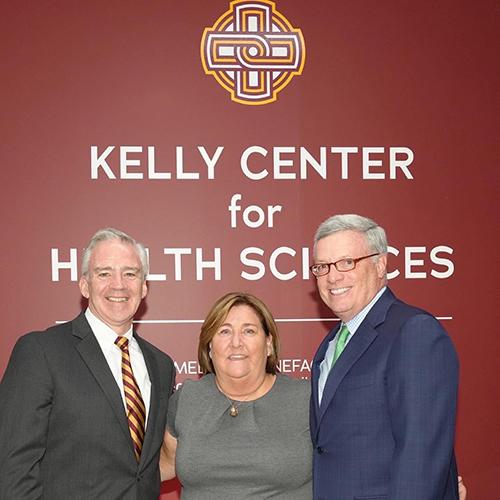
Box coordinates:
[201,0,306,105]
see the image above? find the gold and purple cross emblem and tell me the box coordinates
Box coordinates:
[201,0,306,105]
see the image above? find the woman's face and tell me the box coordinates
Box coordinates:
[210,304,272,383]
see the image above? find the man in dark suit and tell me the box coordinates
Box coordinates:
[0,228,175,499]
[309,214,459,500]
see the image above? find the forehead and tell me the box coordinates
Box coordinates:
[315,230,369,259]
[224,304,261,324]
[89,239,141,267]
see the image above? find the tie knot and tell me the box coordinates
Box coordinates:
[115,336,129,352]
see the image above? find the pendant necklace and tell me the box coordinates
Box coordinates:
[218,387,241,417]
[216,375,269,417]
[229,399,240,417]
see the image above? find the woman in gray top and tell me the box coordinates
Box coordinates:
[160,292,312,499]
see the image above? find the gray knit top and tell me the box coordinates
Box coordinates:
[167,373,312,499]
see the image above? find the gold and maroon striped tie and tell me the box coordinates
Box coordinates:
[115,336,146,462]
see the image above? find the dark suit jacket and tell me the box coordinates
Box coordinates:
[310,288,459,500]
[0,312,175,500]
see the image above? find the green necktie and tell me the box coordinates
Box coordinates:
[332,324,350,364]
[318,323,351,404]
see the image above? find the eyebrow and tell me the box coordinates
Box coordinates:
[93,266,141,272]
[315,255,351,263]
[93,266,112,272]
[219,322,259,328]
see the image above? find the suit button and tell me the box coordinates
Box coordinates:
[317,446,325,454]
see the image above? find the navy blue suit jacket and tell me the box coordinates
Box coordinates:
[310,288,459,500]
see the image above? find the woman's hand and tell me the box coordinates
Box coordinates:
[458,475,467,500]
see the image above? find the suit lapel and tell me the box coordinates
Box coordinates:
[314,288,397,435]
[136,334,160,470]
[72,313,131,443]
[315,324,378,430]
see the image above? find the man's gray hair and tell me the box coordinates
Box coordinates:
[81,228,149,278]
[314,214,388,255]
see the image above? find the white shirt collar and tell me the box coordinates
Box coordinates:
[345,286,386,335]
[84,308,133,344]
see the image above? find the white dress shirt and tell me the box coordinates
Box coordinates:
[85,308,151,425]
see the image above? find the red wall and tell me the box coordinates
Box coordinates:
[1,1,498,498]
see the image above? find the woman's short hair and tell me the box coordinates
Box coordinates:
[198,292,280,375]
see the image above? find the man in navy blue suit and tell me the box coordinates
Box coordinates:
[310,214,459,500]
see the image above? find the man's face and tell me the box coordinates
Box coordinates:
[79,239,147,334]
[314,230,386,322]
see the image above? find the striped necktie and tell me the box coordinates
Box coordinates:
[115,336,146,462]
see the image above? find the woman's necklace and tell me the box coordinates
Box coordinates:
[215,375,271,417]
[228,398,241,417]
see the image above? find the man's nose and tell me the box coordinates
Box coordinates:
[110,273,124,288]
[326,264,344,283]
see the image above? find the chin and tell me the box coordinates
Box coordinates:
[330,306,352,321]
[226,369,251,379]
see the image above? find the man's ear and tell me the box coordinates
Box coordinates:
[79,276,90,299]
[376,253,388,278]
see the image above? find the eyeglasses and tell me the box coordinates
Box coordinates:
[309,253,379,277]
